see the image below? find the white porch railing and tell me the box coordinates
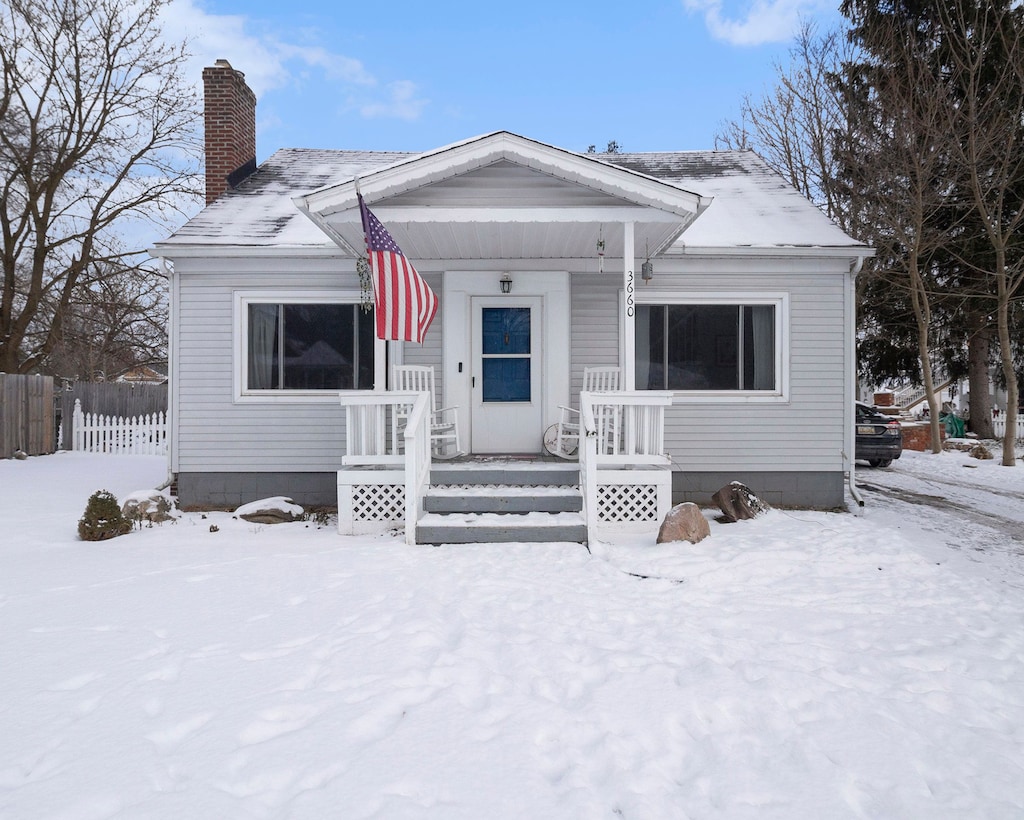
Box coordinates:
[72,398,167,455]
[579,391,675,542]
[338,390,676,545]
[993,415,1024,442]
[337,391,431,545]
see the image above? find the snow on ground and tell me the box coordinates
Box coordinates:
[2,450,1024,819]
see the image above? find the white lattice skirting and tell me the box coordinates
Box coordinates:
[593,468,673,534]
[338,470,406,535]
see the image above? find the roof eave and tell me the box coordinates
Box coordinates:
[149,243,344,259]
[665,244,875,259]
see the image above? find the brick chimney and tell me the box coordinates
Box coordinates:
[202,60,257,204]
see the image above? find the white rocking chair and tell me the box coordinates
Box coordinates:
[543,366,621,459]
[392,365,464,459]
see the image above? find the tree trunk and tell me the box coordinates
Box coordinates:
[907,253,943,452]
[995,255,1019,466]
[967,313,994,438]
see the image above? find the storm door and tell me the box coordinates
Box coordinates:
[470,297,543,452]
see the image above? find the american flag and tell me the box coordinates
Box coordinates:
[358,194,438,344]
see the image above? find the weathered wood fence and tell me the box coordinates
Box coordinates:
[72,399,168,455]
[0,374,55,458]
[57,381,167,450]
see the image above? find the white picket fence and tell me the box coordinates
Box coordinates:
[72,398,167,455]
[993,416,1024,442]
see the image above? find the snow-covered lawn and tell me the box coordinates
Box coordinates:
[2,450,1023,819]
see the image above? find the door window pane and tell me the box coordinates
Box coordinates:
[482,358,531,402]
[482,308,531,354]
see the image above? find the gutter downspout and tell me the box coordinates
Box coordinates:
[848,255,866,513]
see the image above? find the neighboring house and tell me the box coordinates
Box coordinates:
[114,363,168,385]
[152,61,871,512]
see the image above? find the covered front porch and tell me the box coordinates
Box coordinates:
[292,132,708,458]
[337,390,675,544]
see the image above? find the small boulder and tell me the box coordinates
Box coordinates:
[657,502,711,544]
[122,490,175,524]
[712,482,770,523]
[235,496,303,524]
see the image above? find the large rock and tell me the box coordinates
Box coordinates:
[657,502,711,544]
[121,490,175,524]
[235,496,304,524]
[712,482,770,523]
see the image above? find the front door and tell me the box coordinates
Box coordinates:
[471,297,543,452]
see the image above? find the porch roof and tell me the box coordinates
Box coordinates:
[292,131,709,261]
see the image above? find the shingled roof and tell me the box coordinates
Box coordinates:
[603,150,858,251]
[155,142,863,254]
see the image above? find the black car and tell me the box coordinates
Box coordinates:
[856,401,903,467]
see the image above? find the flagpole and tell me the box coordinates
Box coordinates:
[354,176,386,390]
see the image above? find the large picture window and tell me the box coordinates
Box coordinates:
[636,302,778,392]
[245,302,375,391]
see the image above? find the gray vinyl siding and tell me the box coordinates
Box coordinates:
[647,260,848,473]
[569,274,621,397]
[566,262,848,474]
[172,254,848,479]
[173,256,444,474]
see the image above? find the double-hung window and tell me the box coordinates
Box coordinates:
[238,294,375,398]
[635,298,785,394]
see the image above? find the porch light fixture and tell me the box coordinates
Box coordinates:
[500,273,513,294]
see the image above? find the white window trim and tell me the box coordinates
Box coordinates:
[629,290,790,403]
[233,289,384,404]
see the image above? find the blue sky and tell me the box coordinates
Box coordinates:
[163,0,845,161]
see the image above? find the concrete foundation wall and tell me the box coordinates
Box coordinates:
[177,472,337,510]
[673,470,846,510]
[177,469,847,512]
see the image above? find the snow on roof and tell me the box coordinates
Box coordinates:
[155,143,863,254]
[157,149,414,250]
[604,151,861,251]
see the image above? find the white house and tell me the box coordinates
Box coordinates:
[153,62,871,539]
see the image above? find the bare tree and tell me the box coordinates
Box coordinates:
[42,258,168,380]
[0,0,200,375]
[839,12,967,452]
[936,2,1024,466]
[715,21,854,230]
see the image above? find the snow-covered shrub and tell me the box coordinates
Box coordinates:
[78,490,132,541]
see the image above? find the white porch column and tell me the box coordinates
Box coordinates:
[622,221,636,390]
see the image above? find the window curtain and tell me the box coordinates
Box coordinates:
[751,305,774,390]
[248,304,279,389]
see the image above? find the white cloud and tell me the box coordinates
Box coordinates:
[682,0,829,46]
[360,81,429,121]
[159,0,422,119]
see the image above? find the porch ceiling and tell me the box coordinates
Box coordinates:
[315,209,688,260]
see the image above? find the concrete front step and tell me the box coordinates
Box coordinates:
[430,463,579,487]
[415,512,587,545]
[418,460,585,544]
[424,485,582,514]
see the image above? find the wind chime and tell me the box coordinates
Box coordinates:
[642,239,654,283]
[596,225,605,273]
